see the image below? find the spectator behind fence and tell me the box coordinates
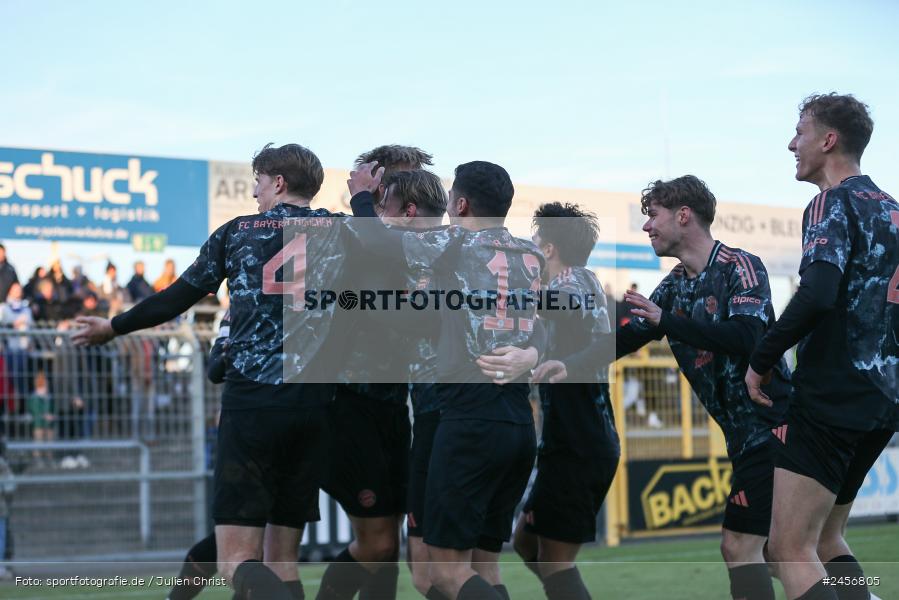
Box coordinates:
[193,292,222,327]
[31,279,66,323]
[77,292,105,318]
[70,265,94,300]
[0,245,17,305]
[126,261,154,303]
[22,267,46,303]
[0,436,15,578]
[48,260,73,306]
[26,371,54,467]
[1,283,34,405]
[153,259,176,292]
[0,283,33,333]
[98,262,130,316]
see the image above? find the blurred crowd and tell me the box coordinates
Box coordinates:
[0,242,183,325]
[0,242,223,462]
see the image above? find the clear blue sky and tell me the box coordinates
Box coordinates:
[3,0,897,208]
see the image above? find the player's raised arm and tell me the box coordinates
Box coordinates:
[72,278,210,346]
[744,189,850,406]
[535,291,666,384]
[653,251,772,357]
[747,187,850,380]
[346,161,411,263]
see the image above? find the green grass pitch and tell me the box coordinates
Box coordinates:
[3,522,898,599]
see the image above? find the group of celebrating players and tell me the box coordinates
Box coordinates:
[72,91,898,600]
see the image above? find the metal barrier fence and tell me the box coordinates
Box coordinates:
[612,342,724,461]
[605,342,727,545]
[0,321,721,558]
[4,319,891,559]
[0,321,208,560]
[0,315,355,561]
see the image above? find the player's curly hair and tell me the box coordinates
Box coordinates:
[640,175,716,228]
[382,170,447,217]
[533,202,600,267]
[799,93,873,161]
[252,143,324,199]
[452,161,514,217]
[355,145,434,175]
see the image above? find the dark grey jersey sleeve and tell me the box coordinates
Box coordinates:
[111,278,209,334]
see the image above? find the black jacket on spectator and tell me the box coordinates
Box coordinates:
[126,275,154,303]
[0,261,17,303]
[51,275,74,305]
[23,269,44,302]
[31,296,68,322]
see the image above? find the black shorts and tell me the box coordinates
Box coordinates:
[723,440,776,537]
[774,404,894,500]
[522,452,619,544]
[407,411,440,538]
[423,419,536,553]
[322,387,411,517]
[213,406,329,529]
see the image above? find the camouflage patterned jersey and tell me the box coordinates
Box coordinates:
[408,263,441,416]
[628,242,792,458]
[402,225,545,423]
[539,266,620,459]
[335,225,447,406]
[334,255,410,406]
[794,175,899,428]
[181,204,350,400]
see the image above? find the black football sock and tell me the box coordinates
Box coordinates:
[523,553,543,582]
[457,575,502,600]
[824,555,870,600]
[286,579,305,600]
[232,560,293,600]
[795,579,840,600]
[543,567,591,600]
[168,533,218,600]
[728,563,775,600]
[493,584,511,600]
[315,548,371,600]
[425,585,451,600]
[358,563,399,600]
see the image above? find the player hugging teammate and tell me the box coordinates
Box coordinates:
[536,174,794,600]
[72,91,897,600]
[509,203,620,600]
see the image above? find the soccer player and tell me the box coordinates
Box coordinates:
[364,170,448,599]
[350,167,535,600]
[536,176,793,600]
[74,143,350,600]
[500,202,620,600]
[317,149,440,600]
[746,94,898,600]
[167,311,229,600]
[348,161,544,600]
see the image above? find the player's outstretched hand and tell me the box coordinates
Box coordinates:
[624,290,662,326]
[72,316,117,347]
[532,360,569,384]
[744,366,773,407]
[476,346,538,385]
[348,161,385,197]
